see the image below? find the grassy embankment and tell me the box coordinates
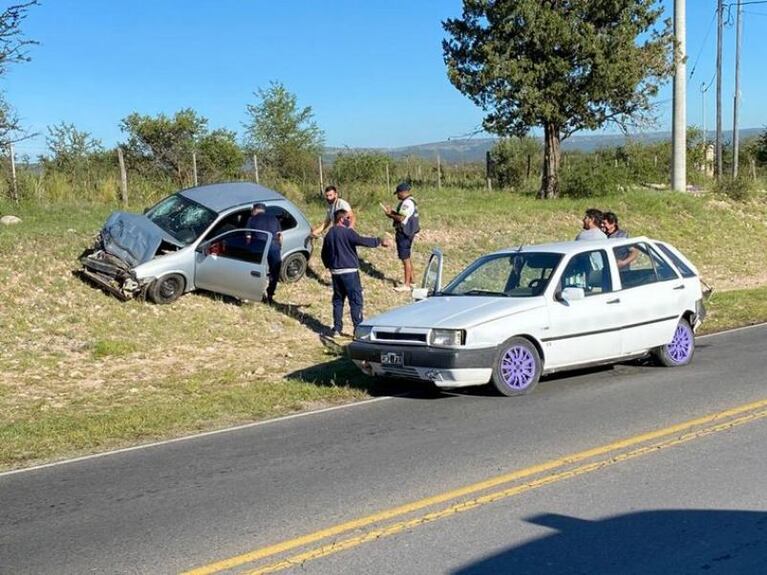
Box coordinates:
[2,186,767,470]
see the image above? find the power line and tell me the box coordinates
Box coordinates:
[689,9,717,80]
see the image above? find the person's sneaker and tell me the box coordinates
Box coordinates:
[325,329,341,339]
[393,284,412,292]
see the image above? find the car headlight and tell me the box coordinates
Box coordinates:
[429,329,465,347]
[354,325,373,341]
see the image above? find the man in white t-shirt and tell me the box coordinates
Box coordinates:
[382,182,420,292]
[312,185,355,237]
[575,208,607,241]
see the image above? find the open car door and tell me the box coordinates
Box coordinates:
[413,248,443,300]
[194,229,272,301]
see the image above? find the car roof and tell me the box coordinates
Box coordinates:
[178,182,287,212]
[490,236,654,257]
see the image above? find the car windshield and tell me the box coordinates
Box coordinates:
[145,194,217,245]
[442,252,563,297]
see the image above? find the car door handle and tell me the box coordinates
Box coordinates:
[250,270,261,278]
[673,284,685,290]
[606,298,621,304]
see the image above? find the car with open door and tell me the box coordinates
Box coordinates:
[349,237,707,396]
[79,182,313,303]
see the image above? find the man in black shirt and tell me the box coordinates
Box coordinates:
[321,209,391,337]
[246,203,282,304]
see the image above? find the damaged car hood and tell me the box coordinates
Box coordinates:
[101,212,184,268]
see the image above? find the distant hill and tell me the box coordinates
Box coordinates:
[325,128,763,164]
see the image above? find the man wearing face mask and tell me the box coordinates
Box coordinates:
[321,209,392,338]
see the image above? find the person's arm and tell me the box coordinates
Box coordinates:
[312,216,331,238]
[348,228,387,249]
[617,247,639,269]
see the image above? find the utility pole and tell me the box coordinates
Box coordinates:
[715,0,723,179]
[732,0,743,178]
[671,0,687,192]
[252,154,259,184]
[192,151,198,186]
[318,155,324,194]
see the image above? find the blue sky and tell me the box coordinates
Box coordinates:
[5,0,767,157]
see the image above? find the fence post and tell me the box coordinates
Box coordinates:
[485,150,493,191]
[192,151,198,186]
[385,162,390,190]
[117,147,128,205]
[436,153,442,189]
[318,155,324,194]
[9,142,18,203]
[253,154,259,184]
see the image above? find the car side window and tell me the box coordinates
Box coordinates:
[560,250,612,296]
[615,243,677,289]
[656,244,697,278]
[207,230,268,264]
[266,206,297,231]
[202,209,250,241]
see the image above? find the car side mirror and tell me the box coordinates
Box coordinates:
[559,287,585,302]
[411,287,429,301]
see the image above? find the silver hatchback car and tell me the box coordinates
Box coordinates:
[80,182,313,304]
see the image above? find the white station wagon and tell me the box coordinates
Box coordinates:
[349,237,707,396]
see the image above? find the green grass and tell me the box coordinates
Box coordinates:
[2,188,767,470]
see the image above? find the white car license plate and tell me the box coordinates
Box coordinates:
[380,351,404,367]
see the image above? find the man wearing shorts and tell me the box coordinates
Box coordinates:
[383,182,420,292]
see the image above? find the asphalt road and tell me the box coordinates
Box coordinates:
[1,325,766,574]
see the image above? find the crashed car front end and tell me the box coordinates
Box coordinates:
[79,211,184,300]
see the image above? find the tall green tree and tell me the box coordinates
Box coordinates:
[443,0,673,198]
[46,122,103,167]
[243,81,324,180]
[0,1,39,143]
[120,109,207,184]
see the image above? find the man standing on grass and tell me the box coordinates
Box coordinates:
[312,185,355,237]
[575,208,607,241]
[321,209,392,338]
[382,182,420,292]
[246,203,282,304]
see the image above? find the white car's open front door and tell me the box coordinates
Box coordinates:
[413,248,443,300]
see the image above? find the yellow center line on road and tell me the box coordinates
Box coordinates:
[183,397,767,575]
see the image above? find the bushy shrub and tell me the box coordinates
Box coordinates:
[713,176,755,202]
[559,162,633,198]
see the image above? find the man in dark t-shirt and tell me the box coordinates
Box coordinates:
[246,203,282,304]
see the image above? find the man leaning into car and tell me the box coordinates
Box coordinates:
[247,203,282,304]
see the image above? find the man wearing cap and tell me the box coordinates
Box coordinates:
[246,203,282,304]
[382,182,420,292]
[321,209,392,338]
[311,185,355,237]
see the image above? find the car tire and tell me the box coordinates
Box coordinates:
[653,318,695,367]
[147,273,186,305]
[491,337,542,396]
[280,252,308,283]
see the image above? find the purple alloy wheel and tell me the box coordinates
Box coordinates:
[500,345,536,389]
[666,323,693,364]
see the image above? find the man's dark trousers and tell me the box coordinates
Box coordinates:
[266,249,281,302]
[331,272,363,333]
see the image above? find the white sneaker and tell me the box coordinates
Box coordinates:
[393,285,412,292]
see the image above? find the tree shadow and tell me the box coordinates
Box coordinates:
[453,510,767,574]
[305,264,332,287]
[270,301,328,336]
[358,257,400,286]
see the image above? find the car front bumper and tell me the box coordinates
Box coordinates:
[348,341,494,388]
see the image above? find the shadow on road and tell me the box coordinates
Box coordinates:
[453,510,767,574]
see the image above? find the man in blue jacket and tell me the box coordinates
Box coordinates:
[321,209,392,337]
